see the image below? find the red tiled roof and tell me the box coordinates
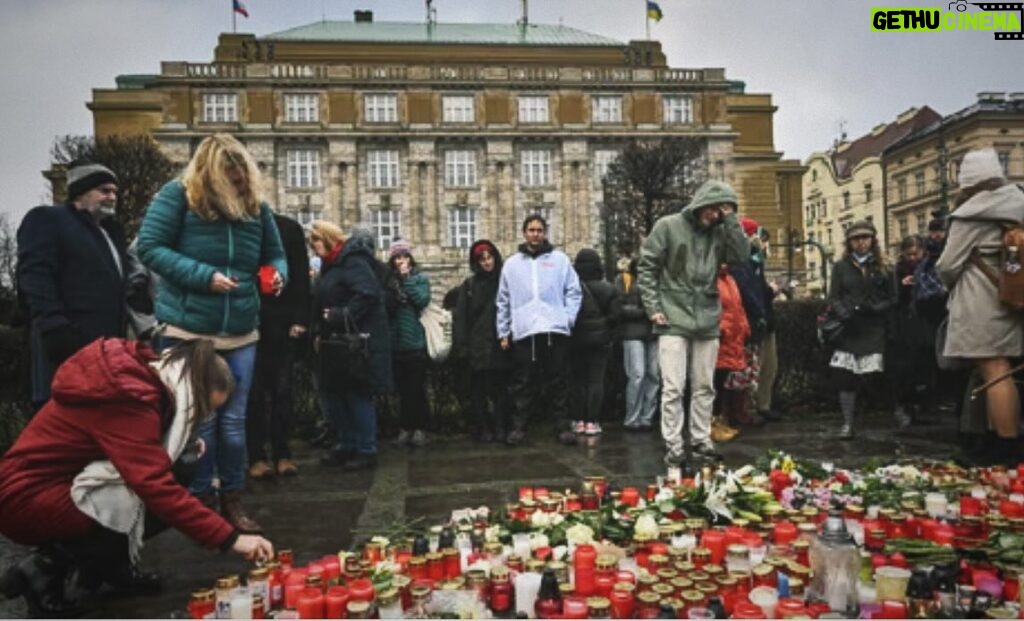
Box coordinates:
[831,107,943,179]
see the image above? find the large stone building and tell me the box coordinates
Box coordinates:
[85,13,803,290]
[801,107,940,296]
[883,92,1024,250]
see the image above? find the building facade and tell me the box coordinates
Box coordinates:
[884,92,1024,251]
[85,14,803,291]
[801,107,941,296]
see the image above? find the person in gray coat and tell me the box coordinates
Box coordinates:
[936,147,1024,466]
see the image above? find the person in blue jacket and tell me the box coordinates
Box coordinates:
[136,133,286,534]
[496,214,582,446]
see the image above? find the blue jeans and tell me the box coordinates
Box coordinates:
[623,339,660,427]
[156,337,256,495]
[319,389,377,455]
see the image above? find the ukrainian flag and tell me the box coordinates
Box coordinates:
[647,0,664,21]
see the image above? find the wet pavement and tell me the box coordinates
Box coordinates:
[0,407,966,618]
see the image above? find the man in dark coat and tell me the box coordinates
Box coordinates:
[17,162,128,411]
[453,240,514,443]
[247,215,311,480]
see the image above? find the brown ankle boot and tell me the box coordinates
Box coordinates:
[219,491,263,534]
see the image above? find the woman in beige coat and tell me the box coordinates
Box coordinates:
[936,148,1024,465]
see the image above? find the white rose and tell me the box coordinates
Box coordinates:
[484,525,501,543]
[552,545,568,561]
[634,513,659,540]
[529,533,549,550]
[531,511,551,528]
[565,523,595,546]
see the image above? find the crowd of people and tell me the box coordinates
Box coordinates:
[2,133,1023,616]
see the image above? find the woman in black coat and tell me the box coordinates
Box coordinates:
[827,220,903,439]
[453,240,514,443]
[569,248,619,436]
[310,222,392,471]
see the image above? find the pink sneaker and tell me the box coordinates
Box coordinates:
[585,422,602,436]
[573,421,585,434]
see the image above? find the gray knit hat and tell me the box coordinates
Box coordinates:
[66,163,117,200]
[845,220,877,240]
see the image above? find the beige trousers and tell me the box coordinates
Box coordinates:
[659,335,720,455]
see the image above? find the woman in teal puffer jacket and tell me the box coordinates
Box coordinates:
[137,134,286,535]
[384,240,432,447]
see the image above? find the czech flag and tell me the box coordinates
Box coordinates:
[233,0,250,18]
[647,0,663,21]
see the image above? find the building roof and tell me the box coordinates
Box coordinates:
[265,20,625,47]
[830,106,942,179]
[884,95,1024,155]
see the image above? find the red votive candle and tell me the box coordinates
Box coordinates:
[773,521,798,545]
[296,588,324,619]
[284,583,305,610]
[1001,499,1024,518]
[933,522,955,546]
[620,487,640,507]
[960,495,983,516]
[320,556,341,583]
[324,586,349,619]
[347,577,375,602]
[610,586,636,618]
[701,529,727,565]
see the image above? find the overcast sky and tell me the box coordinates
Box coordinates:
[1,0,1020,226]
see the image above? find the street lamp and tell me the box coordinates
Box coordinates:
[778,228,833,297]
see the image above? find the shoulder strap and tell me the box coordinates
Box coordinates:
[969,248,1001,288]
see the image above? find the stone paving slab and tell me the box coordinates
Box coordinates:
[0,411,968,618]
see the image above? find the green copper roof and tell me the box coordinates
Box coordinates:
[266,21,624,47]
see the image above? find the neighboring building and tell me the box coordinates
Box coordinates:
[801,107,941,296]
[82,12,803,291]
[884,92,1024,253]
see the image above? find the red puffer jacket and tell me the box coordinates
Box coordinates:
[716,272,750,371]
[0,339,235,549]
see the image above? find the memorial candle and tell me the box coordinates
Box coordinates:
[324,586,349,620]
[296,589,324,619]
[701,530,727,565]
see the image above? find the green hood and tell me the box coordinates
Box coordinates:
[683,180,739,218]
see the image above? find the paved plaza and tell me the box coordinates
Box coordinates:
[0,408,967,618]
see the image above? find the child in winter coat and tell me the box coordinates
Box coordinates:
[712,265,752,441]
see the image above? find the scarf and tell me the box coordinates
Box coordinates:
[69,355,195,565]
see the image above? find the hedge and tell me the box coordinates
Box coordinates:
[0,300,868,454]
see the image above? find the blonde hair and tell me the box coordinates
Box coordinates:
[182,133,263,221]
[309,220,345,252]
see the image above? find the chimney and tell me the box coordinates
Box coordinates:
[354,10,373,23]
[977,91,1006,103]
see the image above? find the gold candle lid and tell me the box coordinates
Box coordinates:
[689,571,710,583]
[526,559,546,573]
[596,554,618,571]
[248,567,269,580]
[491,566,510,581]
[377,587,400,606]
[670,577,694,591]
[652,583,674,597]
[408,555,426,567]
[752,564,775,577]
[216,575,240,589]
[613,581,636,593]
[696,581,718,595]
[425,552,443,562]
[638,591,661,605]
[682,589,705,603]
[656,568,678,581]
[703,564,725,577]
[190,588,215,602]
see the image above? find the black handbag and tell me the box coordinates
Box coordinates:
[319,310,371,391]
[816,304,846,346]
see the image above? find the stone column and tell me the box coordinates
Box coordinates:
[485,160,499,241]
[406,159,421,243]
[425,160,440,247]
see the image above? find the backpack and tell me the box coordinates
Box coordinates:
[571,282,611,348]
[968,222,1024,311]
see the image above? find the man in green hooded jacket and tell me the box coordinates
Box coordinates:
[637,180,749,466]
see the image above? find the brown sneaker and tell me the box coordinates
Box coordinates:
[276,459,299,477]
[220,490,263,534]
[248,460,274,480]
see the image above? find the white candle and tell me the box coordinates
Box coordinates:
[925,492,948,518]
[514,572,541,618]
[229,588,251,620]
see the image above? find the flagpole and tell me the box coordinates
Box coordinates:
[232,0,237,33]
[645,0,650,40]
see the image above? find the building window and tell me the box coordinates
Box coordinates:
[367,150,400,189]
[663,95,693,124]
[370,209,401,250]
[812,169,818,182]
[592,96,622,123]
[820,200,828,218]
[864,182,873,203]
[364,93,397,123]
[914,171,926,196]
[896,177,907,202]
[842,191,851,211]
[916,212,927,233]
[950,159,960,184]
[444,150,477,188]
[827,228,833,246]
[999,151,1010,176]
[521,149,552,187]
[593,150,620,183]
[202,93,237,123]
[284,94,319,123]
[297,209,322,226]
[286,150,321,188]
[518,96,549,124]
[447,208,477,248]
[442,95,474,124]
[898,217,909,239]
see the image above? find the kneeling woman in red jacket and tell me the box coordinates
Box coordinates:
[0,338,273,616]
